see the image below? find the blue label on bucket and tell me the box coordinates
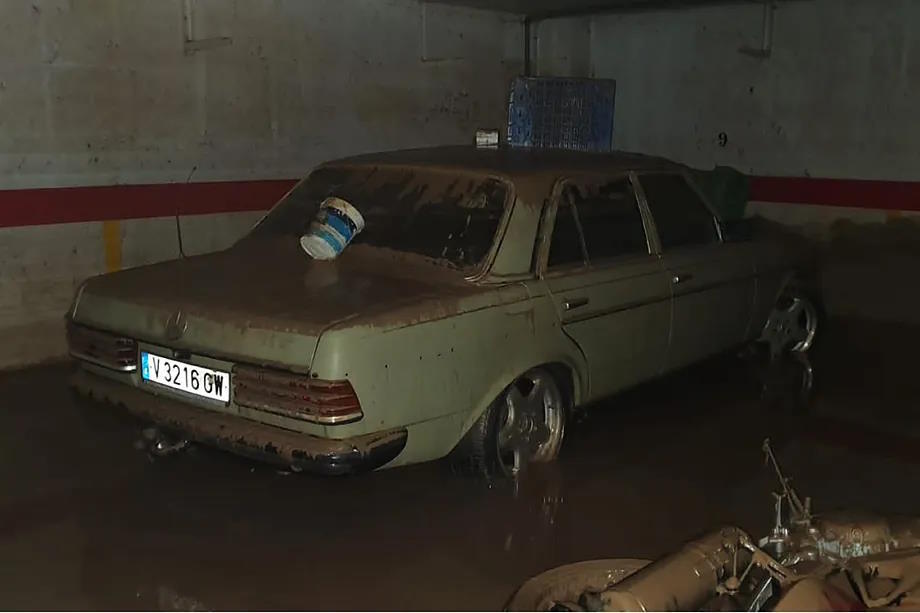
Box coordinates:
[314,226,345,252]
[322,210,355,242]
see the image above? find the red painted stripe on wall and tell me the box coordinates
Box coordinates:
[749,176,920,212]
[1,175,919,229]
[0,179,297,229]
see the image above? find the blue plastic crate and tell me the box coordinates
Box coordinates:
[507,76,616,152]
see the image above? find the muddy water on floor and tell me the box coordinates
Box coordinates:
[1,318,919,610]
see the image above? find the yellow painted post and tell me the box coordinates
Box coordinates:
[102,220,123,272]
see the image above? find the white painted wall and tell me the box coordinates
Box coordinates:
[590,0,920,178]
[534,0,920,224]
[0,0,523,369]
[534,16,591,78]
[1,0,522,189]
[534,0,920,325]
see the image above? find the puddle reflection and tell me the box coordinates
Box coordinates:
[755,351,815,412]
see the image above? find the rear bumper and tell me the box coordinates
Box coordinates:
[70,368,407,475]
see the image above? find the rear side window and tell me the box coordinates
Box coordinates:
[640,173,719,249]
[547,199,586,269]
[567,178,648,261]
[250,166,508,269]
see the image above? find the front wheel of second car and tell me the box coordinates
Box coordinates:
[455,367,568,479]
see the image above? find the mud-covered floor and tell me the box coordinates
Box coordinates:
[2,317,920,610]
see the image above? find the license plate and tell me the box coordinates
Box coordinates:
[141,352,230,403]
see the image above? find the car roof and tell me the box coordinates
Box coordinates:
[322,145,684,181]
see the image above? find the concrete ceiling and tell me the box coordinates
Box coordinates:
[426,0,773,20]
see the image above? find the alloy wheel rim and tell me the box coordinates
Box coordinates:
[496,371,565,477]
[765,296,818,356]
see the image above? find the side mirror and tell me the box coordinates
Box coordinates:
[722,218,754,242]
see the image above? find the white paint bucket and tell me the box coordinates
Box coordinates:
[300,197,366,260]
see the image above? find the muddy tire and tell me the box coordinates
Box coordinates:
[453,367,568,479]
[759,351,816,413]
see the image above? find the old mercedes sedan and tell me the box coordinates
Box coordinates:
[67,146,818,477]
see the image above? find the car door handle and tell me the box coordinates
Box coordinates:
[564,297,589,310]
[671,273,694,285]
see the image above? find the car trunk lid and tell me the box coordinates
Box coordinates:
[72,238,468,371]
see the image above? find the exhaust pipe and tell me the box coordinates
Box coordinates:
[140,427,191,457]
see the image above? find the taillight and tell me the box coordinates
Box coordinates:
[305,379,364,423]
[232,365,363,425]
[67,322,138,372]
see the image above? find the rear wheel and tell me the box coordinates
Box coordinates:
[456,367,568,479]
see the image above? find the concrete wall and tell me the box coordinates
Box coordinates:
[533,16,591,78]
[533,0,920,325]
[0,0,523,368]
[533,0,920,231]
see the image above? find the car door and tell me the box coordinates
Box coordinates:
[538,174,672,402]
[635,171,756,372]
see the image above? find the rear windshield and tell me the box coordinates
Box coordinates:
[251,166,509,269]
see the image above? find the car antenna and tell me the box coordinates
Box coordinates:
[762,438,811,523]
[176,165,197,259]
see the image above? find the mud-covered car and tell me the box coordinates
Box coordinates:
[67,146,819,476]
